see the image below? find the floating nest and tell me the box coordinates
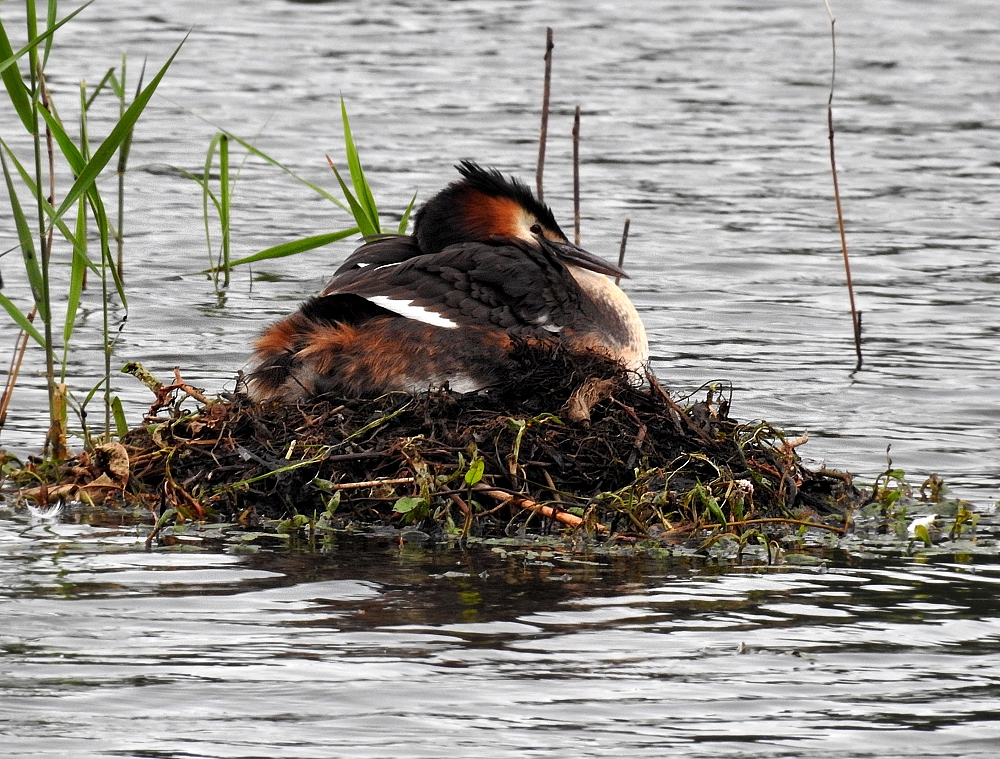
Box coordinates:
[6,348,861,546]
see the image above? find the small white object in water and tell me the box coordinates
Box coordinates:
[907,514,938,537]
[27,502,63,525]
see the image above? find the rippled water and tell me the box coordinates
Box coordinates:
[2,1,1000,755]
[2,514,1000,758]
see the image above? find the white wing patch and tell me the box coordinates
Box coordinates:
[367,295,459,329]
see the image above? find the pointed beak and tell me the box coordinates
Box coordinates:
[546,239,628,279]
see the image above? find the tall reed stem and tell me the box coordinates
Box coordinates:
[823,0,862,370]
[102,204,112,439]
[536,27,553,202]
[115,55,126,277]
[615,219,630,287]
[220,134,231,288]
[572,105,580,246]
[40,68,67,456]
[24,2,62,457]
[0,306,36,433]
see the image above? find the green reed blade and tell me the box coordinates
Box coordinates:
[38,98,84,173]
[117,56,143,175]
[84,67,116,110]
[43,0,59,66]
[79,374,104,411]
[84,188,128,309]
[54,31,187,223]
[219,129,349,212]
[202,132,222,280]
[173,164,223,216]
[328,160,377,238]
[0,0,94,73]
[398,191,417,234]
[114,55,138,277]
[25,1,38,52]
[0,1,93,77]
[340,97,379,233]
[0,293,45,346]
[38,98,121,297]
[36,102,111,288]
[219,134,230,286]
[62,198,88,357]
[111,396,128,438]
[203,134,223,188]
[216,228,360,271]
[0,20,33,132]
[0,136,88,261]
[79,80,89,159]
[0,149,46,319]
[171,161,224,273]
[109,68,123,99]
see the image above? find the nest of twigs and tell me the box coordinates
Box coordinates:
[10,348,861,544]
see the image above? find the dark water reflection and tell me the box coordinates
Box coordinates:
[2,0,1000,755]
[3,518,1000,758]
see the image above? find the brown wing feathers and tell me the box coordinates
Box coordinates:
[323,242,579,336]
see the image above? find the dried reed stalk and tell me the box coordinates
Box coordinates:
[615,219,630,287]
[0,306,36,432]
[572,105,581,245]
[536,27,554,202]
[823,0,863,370]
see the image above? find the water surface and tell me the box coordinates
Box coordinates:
[2,514,1000,758]
[1,1,1000,756]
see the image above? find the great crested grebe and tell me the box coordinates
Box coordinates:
[247,161,648,401]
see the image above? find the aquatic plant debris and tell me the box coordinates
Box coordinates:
[4,348,864,550]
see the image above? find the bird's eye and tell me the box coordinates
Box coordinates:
[530,224,542,235]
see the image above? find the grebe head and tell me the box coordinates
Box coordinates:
[414,161,627,278]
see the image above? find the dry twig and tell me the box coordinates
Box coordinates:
[615,219,630,287]
[536,27,554,202]
[823,0,863,370]
[0,306,36,432]
[572,105,581,245]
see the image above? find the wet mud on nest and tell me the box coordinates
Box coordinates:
[7,349,861,550]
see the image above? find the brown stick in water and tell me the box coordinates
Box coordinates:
[823,0,863,370]
[536,27,554,202]
[0,306,37,432]
[615,219,630,287]
[572,105,581,245]
[476,485,608,533]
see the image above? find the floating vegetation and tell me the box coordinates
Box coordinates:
[2,349,866,554]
